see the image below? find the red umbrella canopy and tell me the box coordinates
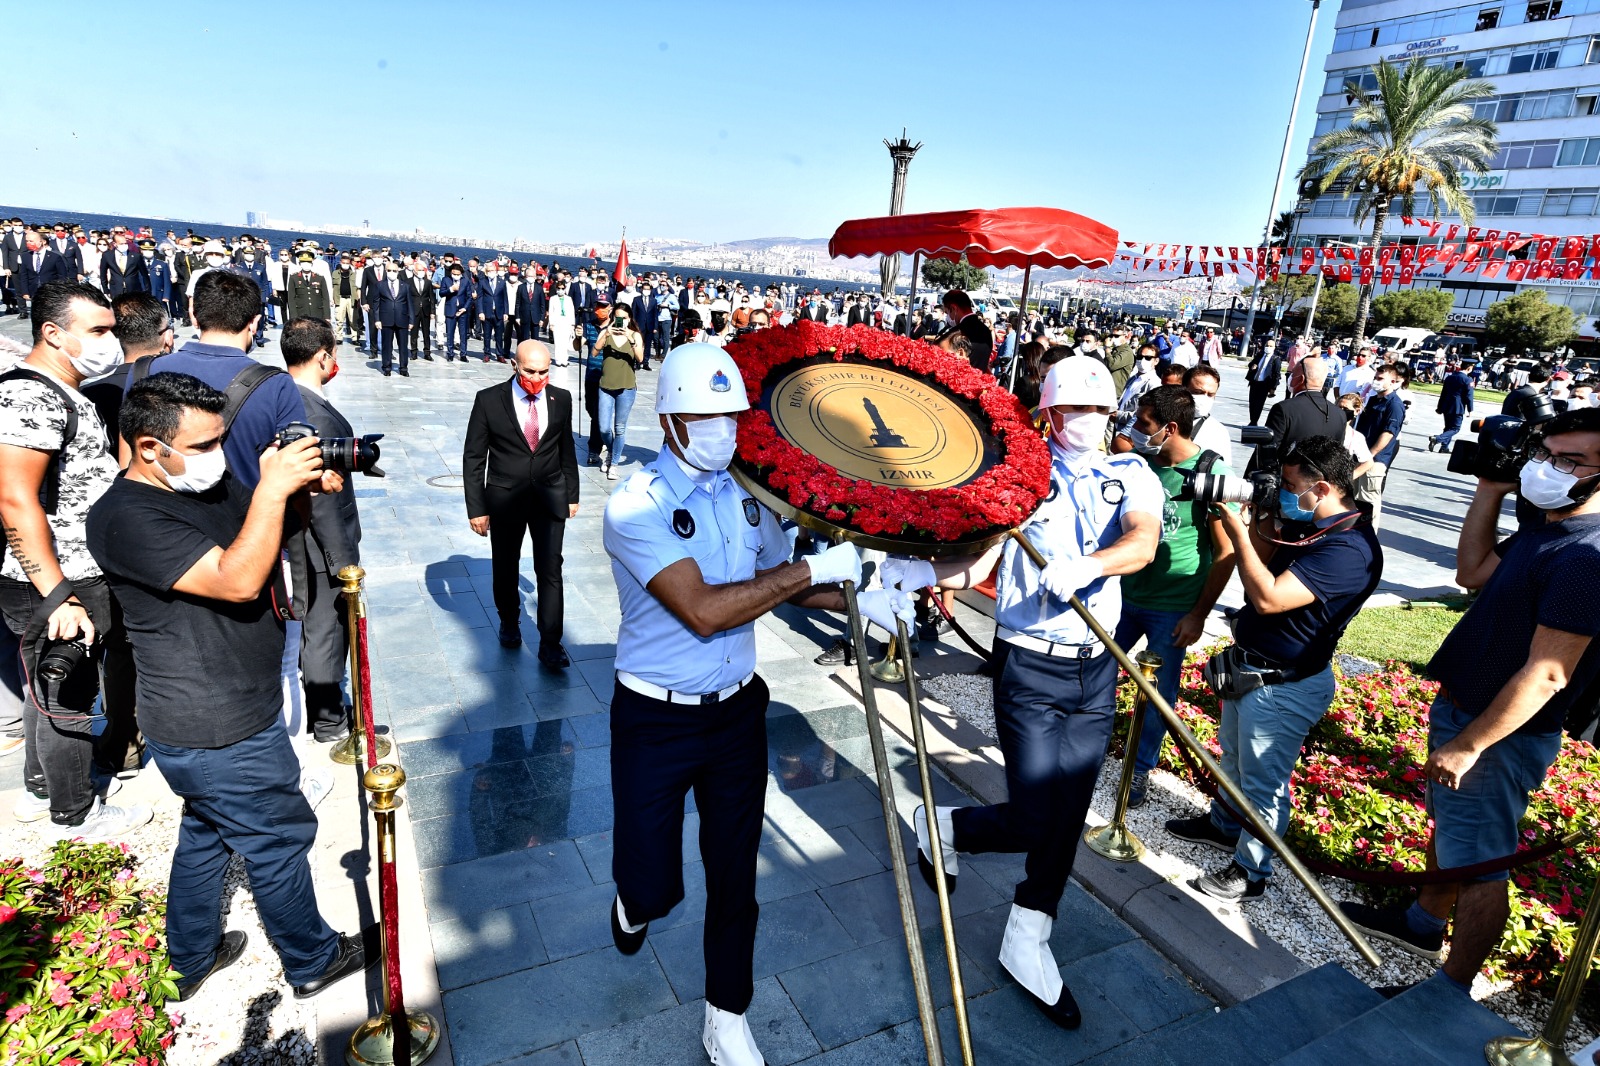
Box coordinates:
[828,207,1119,270]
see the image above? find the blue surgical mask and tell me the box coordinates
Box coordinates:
[1277,487,1318,522]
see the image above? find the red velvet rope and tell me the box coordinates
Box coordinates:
[354,606,407,1039]
[357,612,377,771]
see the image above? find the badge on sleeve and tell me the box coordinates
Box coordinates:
[742,498,760,526]
[1101,480,1125,505]
[672,508,696,539]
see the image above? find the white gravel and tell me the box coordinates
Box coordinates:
[6,780,319,1065]
[918,668,1599,1054]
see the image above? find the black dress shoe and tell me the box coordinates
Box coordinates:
[422,353,434,361]
[174,929,248,1002]
[381,369,391,377]
[1020,981,1082,1030]
[498,622,522,649]
[814,638,854,666]
[611,895,647,955]
[398,368,410,377]
[539,643,571,668]
[292,928,379,1000]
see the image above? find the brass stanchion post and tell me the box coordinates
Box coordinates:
[870,634,906,683]
[1485,866,1600,1066]
[331,565,392,767]
[896,619,975,1066]
[1084,651,1162,863]
[348,763,441,1066]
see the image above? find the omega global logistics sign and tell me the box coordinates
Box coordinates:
[1385,36,1461,61]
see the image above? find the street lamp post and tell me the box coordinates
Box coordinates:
[1238,0,1322,366]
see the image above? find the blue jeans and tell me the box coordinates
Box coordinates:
[1113,604,1189,774]
[148,724,339,986]
[1427,693,1560,883]
[598,387,636,461]
[1209,664,1337,880]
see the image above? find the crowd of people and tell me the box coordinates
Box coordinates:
[1,213,1595,1064]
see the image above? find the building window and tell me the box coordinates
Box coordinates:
[1478,6,1503,29]
[1558,138,1600,165]
[1540,188,1598,214]
[1494,140,1562,167]
[1526,1,1563,21]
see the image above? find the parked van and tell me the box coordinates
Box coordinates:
[1370,326,1434,355]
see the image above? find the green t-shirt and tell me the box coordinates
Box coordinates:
[1121,450,1230,613]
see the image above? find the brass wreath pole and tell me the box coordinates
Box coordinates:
[896,618,975,1066]
[1006,530,1382,967]
[1084,651,1162,863]
[1484,864,1600,1066]
[844,581,944,1066]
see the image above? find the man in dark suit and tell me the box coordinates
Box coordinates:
[1246,340,1283,425]
[281,318,364,742]
[516,273,548,344]
[632,282,659,370]
[569,270,598,357]
[363,258,413,376]
[1429,361,1476,452]
[441,263,474,361]
[936,289,994,372]
[100,237,151,299]
[18,235,72,317]
[846,294,872,328]
[1252,355,1342,472]
[798,291,830,322]
[476,264,509,362]
[49,224,84,280]
[2,219,26,315]
[464,340,578,664]
[407,262,436,361]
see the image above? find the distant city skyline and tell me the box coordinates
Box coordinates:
[10,1,1336,248]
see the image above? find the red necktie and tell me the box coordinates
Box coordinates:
[523,395,540,453]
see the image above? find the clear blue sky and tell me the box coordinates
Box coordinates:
[11,0,1336,246]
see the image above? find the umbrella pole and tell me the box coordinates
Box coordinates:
[908,252,920,333]
[1008,263,1031,391]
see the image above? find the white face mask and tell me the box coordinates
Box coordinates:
[158,441,228,493]
[1520,458,1595,511]
[63,331,124,380]
[674,415,738,471]
[1190,394,1215,418]
[206,255,225,267]
[1049,411,1109,456]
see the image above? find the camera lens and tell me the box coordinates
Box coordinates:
[38,639,89,683]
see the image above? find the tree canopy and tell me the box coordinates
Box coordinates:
[1484,290,1579,355]
[1370,288,1454,332]
[921,256,988,293]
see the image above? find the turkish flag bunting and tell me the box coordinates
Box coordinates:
[1359,247,1373,266]
[1564,259,1584,279]
[1380,264,1395,284]
[1535,259,1556,279]
[1485,229,1501,242]
[1185,245,1193,258]
[1199,246,1208,261]
[1400,246,1415,265]
[1229,263,1239,273]
[1378,246,1393,265]
[1399,265,1415,284]
[1446,224,1459,241]
[1359,265,1374,285]
[1229,247,1239,260]
[1508,261,1529,280]
[1591,236,1600,259]
[1402,216,1414,226]
[1537,238,1556,259]
[1341,246,1356,260]
[1467,227,1481,242]
[1338,263,1353,282]
[1270,266,1281,281]
[1483,260,1503,278]
[1463,242,1481,262]
[1427,221,1442,236]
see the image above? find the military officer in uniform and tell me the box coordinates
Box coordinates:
[885,356,1161,1030]
[602,342,907,1066]
[285,250,332,324]
[142,240,173,313]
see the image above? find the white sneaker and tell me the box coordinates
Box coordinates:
[49,798,153,843]
[703,1003,764,1066]
[301,766,336,812]
[13,790,50,823]
[606,463,619,481]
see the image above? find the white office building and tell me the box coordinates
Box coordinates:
[1296,0,1600,347]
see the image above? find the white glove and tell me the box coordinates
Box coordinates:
[881,555,938,594]
[807,541,863,587]
[856,588,916,636]
[1040,556,1103,601]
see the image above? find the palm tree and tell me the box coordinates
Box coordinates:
[1297,57,1497,345]
[1269,210,1297,249]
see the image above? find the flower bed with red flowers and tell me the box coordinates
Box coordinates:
[1110,651,1600,1003]
[727,322,1051,543]
[1,841,180,1065]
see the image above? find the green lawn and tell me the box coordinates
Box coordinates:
[1407,380,1510,408]
[1339,603,1467,675]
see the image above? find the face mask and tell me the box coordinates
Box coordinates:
[243,253,255,262]
[158,441,227,493]
[1129,425,1167,460]
[62,331,124,379]
[1049,411,1109,455]
[674,415,738,471]
[1278,486,1319,522]
[1191,394,1215,418]
[142,251,154,260]
[206,255,225,267]
[1520,458,1598,511]
[517,372,547,397]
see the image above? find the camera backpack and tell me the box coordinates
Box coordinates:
[128,355,283,439]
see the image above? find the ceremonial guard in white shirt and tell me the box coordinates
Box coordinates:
[886,357,1161,1030]
[601,343,907,1066]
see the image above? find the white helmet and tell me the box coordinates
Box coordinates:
[202,239,228,256]
[656,342,749,415]
[1038,356,1117,410]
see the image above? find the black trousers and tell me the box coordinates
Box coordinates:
[501,315,518,356]
[952,642,1117,918]
[1248,383,1275,425]
[488,495,565,646]
[376,322,409,372]
[410,312,434,356]
[610,675,768,1014]
[584,363,603,457]
[299,565,351,741]
[0,577,137,821]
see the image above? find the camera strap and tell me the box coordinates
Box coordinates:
[129,357,283,440]
[0,367,78,516]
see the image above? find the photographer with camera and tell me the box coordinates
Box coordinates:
[1114,385,1237,808]
[1352,363,1408,531]
[1342,407,1600,993]
[0,280,151,838]
[86,372,374,1002]
[1166,435,1382,901]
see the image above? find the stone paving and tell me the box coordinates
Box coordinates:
[0,315,1499,1065]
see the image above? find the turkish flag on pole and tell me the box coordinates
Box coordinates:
[613,238,630,286]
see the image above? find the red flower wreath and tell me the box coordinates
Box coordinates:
[726,321,1051,544]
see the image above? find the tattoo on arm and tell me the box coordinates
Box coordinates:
[2,523,40,577]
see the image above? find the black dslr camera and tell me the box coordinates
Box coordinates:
[1446,392,1556,482]
[1173,425,1281,513]
[272,421,386,477]
[38,637,91,683]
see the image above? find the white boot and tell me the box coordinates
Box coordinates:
[913,804,959,892]
[703,1003,764,1066]
[998,904,1081,1029]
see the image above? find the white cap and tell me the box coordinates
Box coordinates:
[202,239,227,255]
[709,298,731,313]
[1039,356,1116,409]
[656,342,750,415]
